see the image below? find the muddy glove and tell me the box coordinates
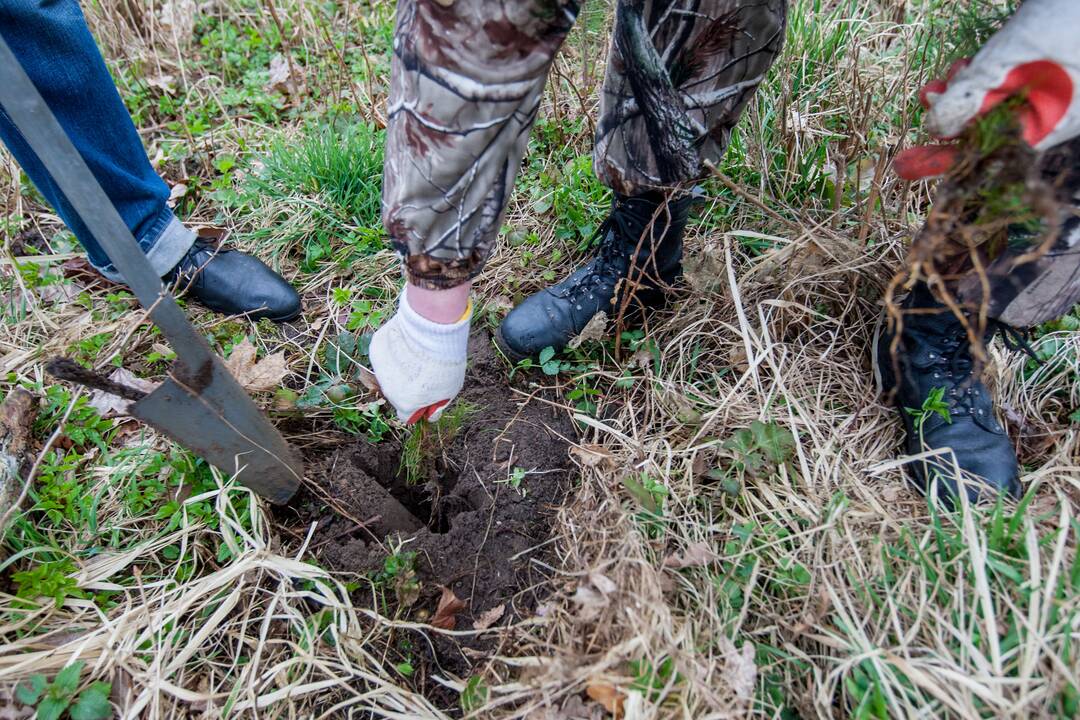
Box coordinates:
[369,288,470,425]
[896,0,1080,180]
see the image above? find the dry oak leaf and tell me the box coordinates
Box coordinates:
[472,603,505,630]
[225,338,288,392]
[570,444,615,470]
[585,681,625,719]
[431,585,466,630]
[568,311,608,349]
[662,541,718,569]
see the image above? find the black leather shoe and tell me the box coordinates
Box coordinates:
[164,238,301,322]
[875,283,1021,505]
[496,192,691,360]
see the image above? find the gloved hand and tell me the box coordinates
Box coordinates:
[368,287,470,425]
[895,0,1080,180]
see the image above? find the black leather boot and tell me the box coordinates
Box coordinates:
[496,192,691,360]
[164,238,301,322]
[875,283,1021,505]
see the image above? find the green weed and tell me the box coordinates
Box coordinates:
[622,474,669,539]
[16,661,111,720]
[11,559,86,609]
[460,675,490,714]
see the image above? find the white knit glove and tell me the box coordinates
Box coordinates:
[926,0,1080,150]
[369,287,469,425]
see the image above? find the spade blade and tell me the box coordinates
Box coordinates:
[131,356,302,504]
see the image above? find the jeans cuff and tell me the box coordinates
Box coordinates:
[95,211,196,282]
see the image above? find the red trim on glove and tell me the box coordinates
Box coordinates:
[894,144,959,181]
[898,60,1073,181]
[407,398,450,425]
[979,60,1073,146]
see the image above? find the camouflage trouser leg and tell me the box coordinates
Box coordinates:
[955,137,1080,328]
[594,0,787,195]
[382,0,788,289]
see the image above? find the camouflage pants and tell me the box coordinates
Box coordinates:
[382,0,1079,327]
[382,0,787,289]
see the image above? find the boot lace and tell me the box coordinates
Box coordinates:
[565,199,664,303]
[908,317,1038,418]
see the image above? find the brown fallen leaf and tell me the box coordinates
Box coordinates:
[569,444,615,470]
[431,585,466,630]
[355,366,382,395]
[568,311,608,349]
[662,541,718,569]
[266,53,305,97]
[0,388,38,538]
[167,182,188,208]
[61,257,120,289]
[224,338,288,392]
[472,603,505,630]
[691,451,708,478]
[585,681,624,718]
[267,53,291,93]
[0,388,36,458]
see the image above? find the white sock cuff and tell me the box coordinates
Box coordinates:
[398,286,471,359]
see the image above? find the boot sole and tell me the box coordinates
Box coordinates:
[494,323,531,364]
[493,285,679,366]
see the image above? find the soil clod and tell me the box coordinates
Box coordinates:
[275,333,575,673]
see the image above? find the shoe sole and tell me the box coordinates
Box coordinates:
[262,309,302,323]
[494,323,531,364]
[195,298,301,324]
[492,284,676,366]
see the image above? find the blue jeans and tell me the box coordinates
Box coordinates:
[0,0,194,279]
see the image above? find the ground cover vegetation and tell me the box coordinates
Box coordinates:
[1,0,1078,717]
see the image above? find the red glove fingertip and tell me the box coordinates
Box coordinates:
[979,61,1074,147]
[406,398,451,425]
[894,145,959,181]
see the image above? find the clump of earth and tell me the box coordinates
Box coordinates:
[274,333,575,685]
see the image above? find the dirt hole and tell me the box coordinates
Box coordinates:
[273,333,575,682]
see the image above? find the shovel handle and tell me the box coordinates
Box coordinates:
[45,358,148,402]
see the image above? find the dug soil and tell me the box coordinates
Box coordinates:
[273,333,576,688]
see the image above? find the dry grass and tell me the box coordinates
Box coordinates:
[1,0,1077,718]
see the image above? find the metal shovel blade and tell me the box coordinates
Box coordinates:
[0,36,303,503]
[131,357,302,505]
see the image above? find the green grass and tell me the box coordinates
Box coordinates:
[238,121,386,270]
